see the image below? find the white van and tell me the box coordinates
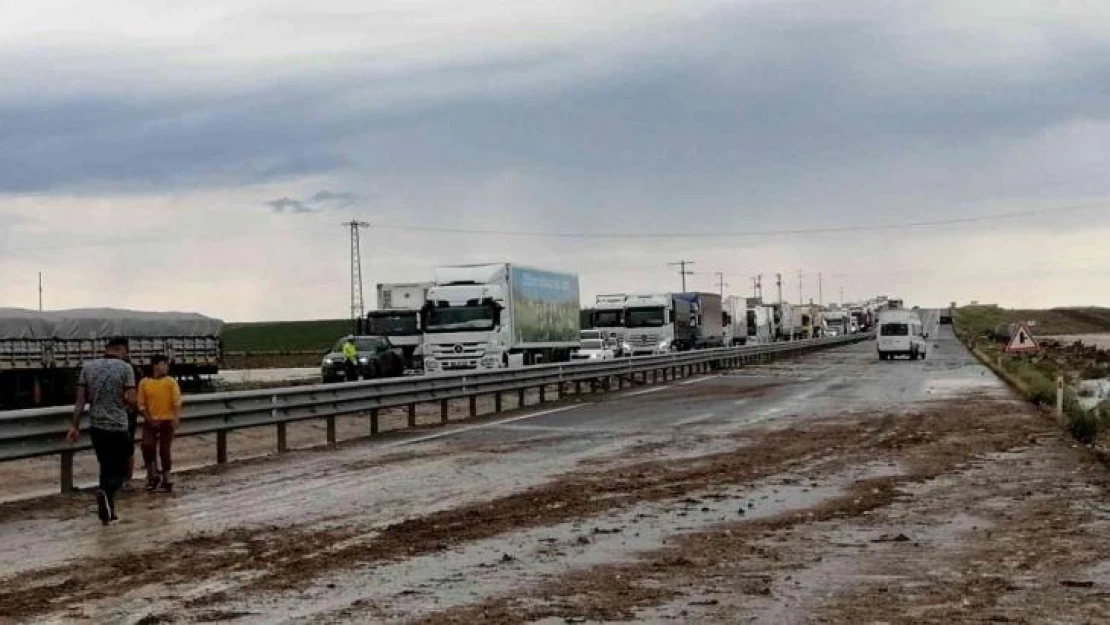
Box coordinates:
[876,311,928,361]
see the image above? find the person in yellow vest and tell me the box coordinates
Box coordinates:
[138,355,182,492]
[342,337,360,381]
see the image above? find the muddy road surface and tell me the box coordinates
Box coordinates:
[3,322,1110,624]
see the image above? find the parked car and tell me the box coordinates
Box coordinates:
[322,335,406,382]
[573,338,615,361]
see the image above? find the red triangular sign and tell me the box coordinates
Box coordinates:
[1005,323,1039,353]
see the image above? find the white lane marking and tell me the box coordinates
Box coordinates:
[674,412,717,426]
[389,404,585,447]
[624,385,672,397]
[679,375,719,386]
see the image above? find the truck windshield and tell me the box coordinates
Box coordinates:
[424,306,496,332]
[881,323,909,336]
[581,339,604,349]
[627,308,665,328]
[366,313,419,336]
[592,310,623,327]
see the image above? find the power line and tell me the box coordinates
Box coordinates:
[371,201,1110,240]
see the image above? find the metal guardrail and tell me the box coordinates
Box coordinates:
[0,334,868,492]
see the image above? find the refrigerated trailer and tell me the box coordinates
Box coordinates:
[421,264,580,372]
[0,308,223,409]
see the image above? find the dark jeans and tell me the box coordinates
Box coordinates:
[90,428,132,505]
[141,420,175,474]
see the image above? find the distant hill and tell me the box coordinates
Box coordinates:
[222,319,354,353]
[956,306,1110,338]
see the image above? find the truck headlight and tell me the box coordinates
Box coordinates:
[424,357,439,370]
[621,342,632,352]
[658,340,669,349]
[480,356,500,368]
[358,357,369,364]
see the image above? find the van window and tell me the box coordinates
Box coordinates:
[881,323,909,336]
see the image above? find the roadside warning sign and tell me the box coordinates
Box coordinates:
[1005,323,1039,353]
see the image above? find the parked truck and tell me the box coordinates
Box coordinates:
[824,309,851,336]
[745,302,775,344]
[591,294,629,356]
[0,308,223,409]
[421,264,580,372]
[362,282,433,371]
[620,292,723,356]
[723,295,748,346]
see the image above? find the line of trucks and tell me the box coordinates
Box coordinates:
[332,263,894,378]
[0,261,898,407]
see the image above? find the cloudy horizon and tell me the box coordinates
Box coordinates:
[2,1,1109,321]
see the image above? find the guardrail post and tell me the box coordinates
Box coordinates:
[326,416,337,446]
[518,388,527,408]
[575,381,582,395]
[469,395,478,417]
[495,392,503,413]
[408,403,417,427]
[277,423,288,454]
[558,382,566,399]
[441,399,450,423]
[591,379,599,393]
[60,450,74,493]
[370,408,380,435]
[217,431,228,464]
[539,385,547,403]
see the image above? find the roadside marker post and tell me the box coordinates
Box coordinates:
[1056,376,1065,424]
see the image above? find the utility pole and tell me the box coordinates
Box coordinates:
[798,270,803,306]
[714,272,727,299]
[669,260,695,292]
[818,272,824,307]
[839,285,845,307]
[38,272,43,312]
[344,220,370,321]
[776,273,783,304]
[756,274,763,300]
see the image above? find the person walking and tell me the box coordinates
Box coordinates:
[67,337,137,525]
[138,355,182,493]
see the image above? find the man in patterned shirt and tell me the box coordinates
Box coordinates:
[67,337,138,525]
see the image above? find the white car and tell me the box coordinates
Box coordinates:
[876,311,928,361]
[573,338,615,361]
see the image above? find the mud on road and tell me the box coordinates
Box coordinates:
[2,328,1110,624]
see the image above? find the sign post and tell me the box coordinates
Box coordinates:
[1056,376,1065,424]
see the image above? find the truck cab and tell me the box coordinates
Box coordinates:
[622,294,691,355]
[422,282,506,372]
[592,294,629,356]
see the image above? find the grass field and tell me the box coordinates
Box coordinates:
[222,319,355,353]
[954,306,1110,339]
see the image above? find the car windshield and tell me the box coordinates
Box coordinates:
[366,313,418,335]
[424,306,496,332]
[592,310,623,327]
[627,307,665,328]
[881,323,909,336]
[581,339,604,349]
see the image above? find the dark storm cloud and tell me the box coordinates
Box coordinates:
[265,190,356,213]
[2,2,1110,235]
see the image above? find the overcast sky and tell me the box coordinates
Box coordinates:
[2,0,1109,321]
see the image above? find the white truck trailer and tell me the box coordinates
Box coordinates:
[723,295,748,346]
[421,264,580,372]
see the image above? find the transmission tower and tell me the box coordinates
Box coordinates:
[345,220,370,321]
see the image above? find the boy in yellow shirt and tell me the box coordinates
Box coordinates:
[138,355,182,492]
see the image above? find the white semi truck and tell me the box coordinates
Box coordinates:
[421,264,580,372]
[591,294,629,356]
[745,302,775,344]
[723,295,749,346]
[621,292,723,356]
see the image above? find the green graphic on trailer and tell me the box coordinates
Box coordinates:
[511,269,580,343]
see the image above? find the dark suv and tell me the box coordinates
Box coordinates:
[321,335,405,383]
